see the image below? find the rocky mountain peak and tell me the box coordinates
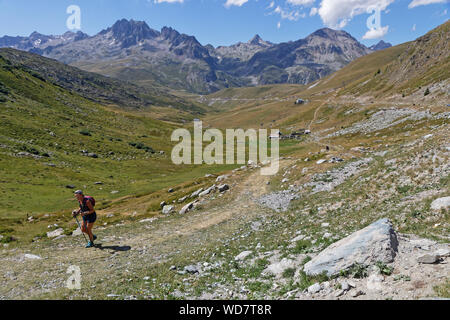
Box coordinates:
[248,34,272,47]
[105,19,159,47]
[307,28,355,41]
[249,34,262,45]
[29,31,46,39]
[161,26,181,41]
[369,40,392,51]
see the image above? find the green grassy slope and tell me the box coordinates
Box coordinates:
[0,48,207,119]
[0,54,236,226]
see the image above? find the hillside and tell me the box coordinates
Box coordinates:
[0,52,240,243]
[307,20,449,99]
[202,21,449,129]
[0,48,206,120]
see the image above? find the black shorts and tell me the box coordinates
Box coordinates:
[82,212,97,224]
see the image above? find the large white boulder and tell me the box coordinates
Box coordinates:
[304,218,398,277]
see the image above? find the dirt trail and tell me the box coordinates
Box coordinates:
[307,91,345,152]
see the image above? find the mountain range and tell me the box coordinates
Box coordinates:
[0,19,391,94]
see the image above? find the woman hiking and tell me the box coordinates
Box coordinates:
[72,190,97,248]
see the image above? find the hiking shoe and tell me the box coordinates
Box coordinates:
[85,241,95,248]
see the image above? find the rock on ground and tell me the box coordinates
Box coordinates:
[308,283,322,294]
[47,228,64,239]
[199,185,216,197]
[304,218,398,277]
[179,202,195,215]
[218,184,230,193]
[162,205,175,215]
[24,254,42,260]
[72,228,82,236]
[235,251,252,261]
[263,258,298,278]
[430,197,450,211]
[417,254,439,264]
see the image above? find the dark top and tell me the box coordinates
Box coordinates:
[79,197,95,214]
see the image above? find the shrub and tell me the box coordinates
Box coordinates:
[79,129,92,136]
[0,83,10,95]
[396,185,412,195]
[349,263,369,278]
[424,88,430,96]
[0,235,15,243]
[292,240,312,254]
[129,142,154,153]
[282,268,296,278]
[297,271,329,290]
[376,261,393,275]
[302,256,312,265]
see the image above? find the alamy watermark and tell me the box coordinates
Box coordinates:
[366,5,382,31]
[66,5,81,31]
[66,265,81,290]
[364,4,389,39]
[171,121,280,176]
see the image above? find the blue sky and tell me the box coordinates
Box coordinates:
[0,0,448,47]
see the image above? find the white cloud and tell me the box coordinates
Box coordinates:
[286,0,315,5]
[310,7,318,16]
[224,0,249,8]
[277,21,281,29]
[268,1,275,9]
[412,23,416,31]
[273,5,304,20]
[317,0,394,28]
[408,0,449,9]
[362,25,389,39]
[154,0,184,3]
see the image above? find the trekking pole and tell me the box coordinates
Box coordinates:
[74,215,89,245]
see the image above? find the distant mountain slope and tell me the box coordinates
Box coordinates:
[214,35,273,61]
[202,21,449,129]
[0,19,373,94]
[230,28,372,86]
[304,20,449,98]
[0,48,205,115]
[369,40,392,51]
[0,31,89,53]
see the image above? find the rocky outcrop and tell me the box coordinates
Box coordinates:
[304,218,398,276]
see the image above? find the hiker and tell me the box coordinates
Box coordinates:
[72,190,97,248]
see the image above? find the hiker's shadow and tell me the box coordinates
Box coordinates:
[95,244,131,252]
